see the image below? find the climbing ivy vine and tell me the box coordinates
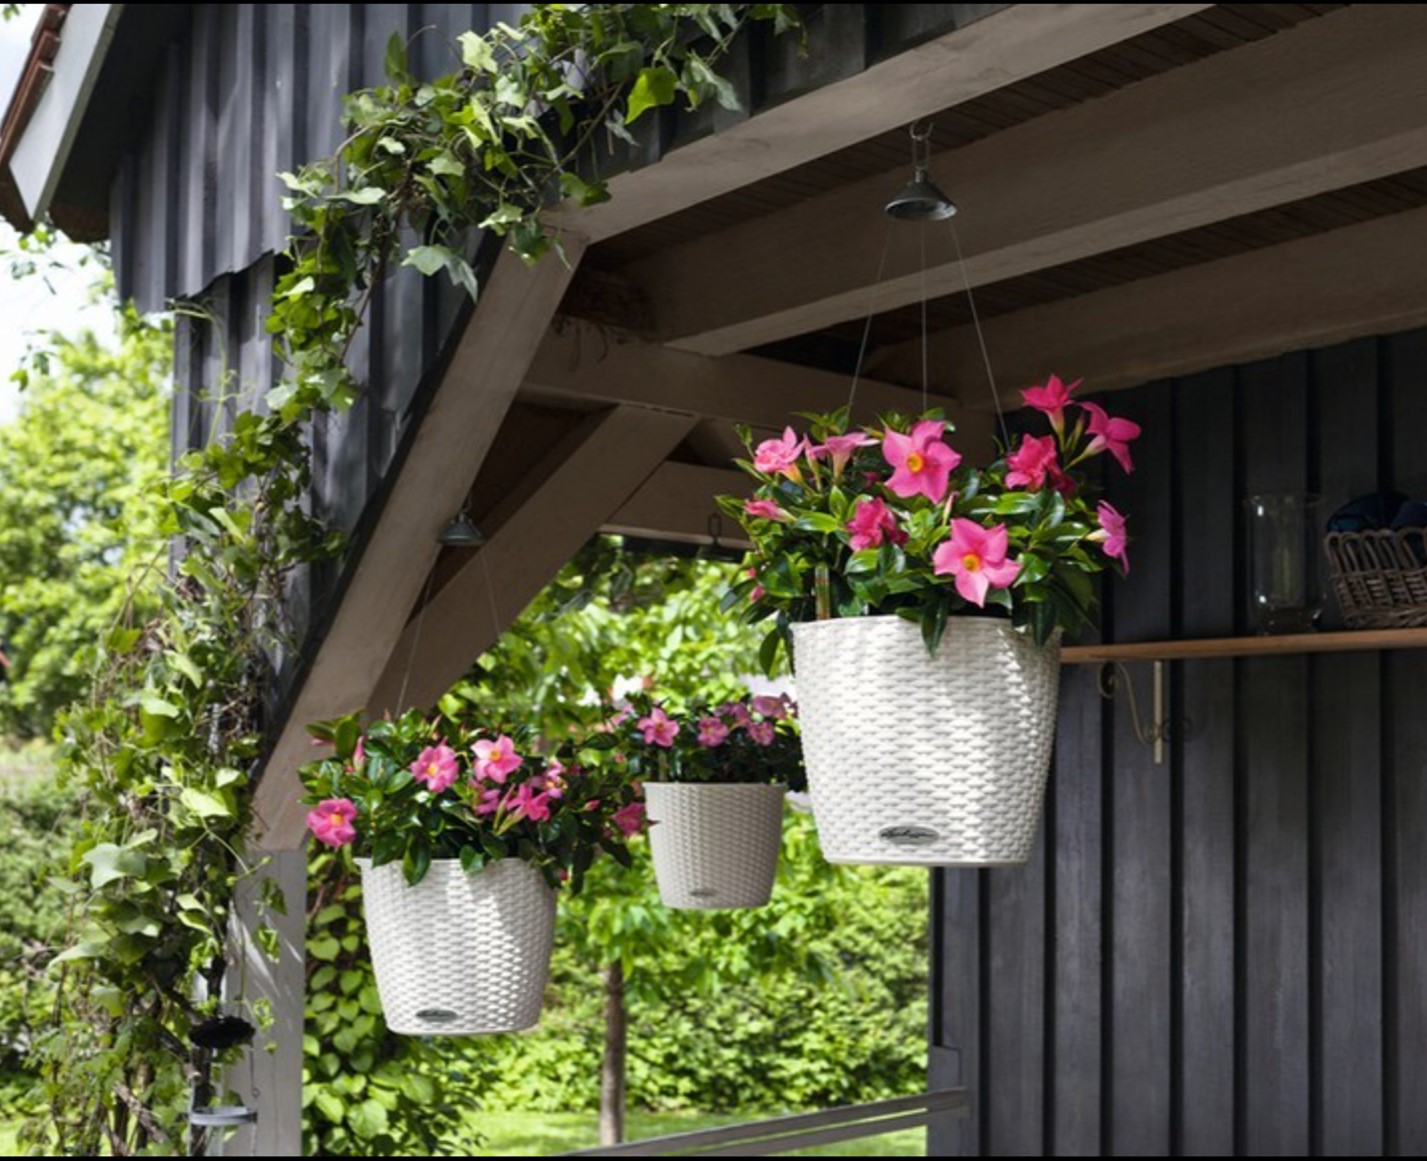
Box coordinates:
[29,4,798,1155]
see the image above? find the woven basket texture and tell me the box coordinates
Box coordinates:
[1324,529,1427,628]
[645,782,785,909]
[791,615,1061,867]
[358,857,555,1035]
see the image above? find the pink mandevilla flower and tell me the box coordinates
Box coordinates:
[753,427,806,481]
[845,497,906,552]
[351,736,366,769]
[810,432,876,477]
[637,706,679,748]
[543,759,568,799]
[932,519,1022,608]
[743,498,792,523]
[411,743,460,793]
[749,694,786,720]
[697,717,730,747]
[1005,434,1060,491]
[306,798,358,848]
[1093,501,1130,573]
[475,787,503,816]
[721,701,752,727]
[1079,402,1141,475]
[473,735,523,783]
[748,720,776,746]
[1021,374,1080,433]
[612,801,646,837]
[882,419,961,504]
[506,782,552,823]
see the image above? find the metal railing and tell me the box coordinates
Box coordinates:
[567,1088,968,1157]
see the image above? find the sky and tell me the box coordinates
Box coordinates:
[0,5,116,426]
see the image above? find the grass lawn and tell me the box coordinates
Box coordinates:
[471,1109,925,1156]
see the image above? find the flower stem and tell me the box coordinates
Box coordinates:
[814,565,832,621]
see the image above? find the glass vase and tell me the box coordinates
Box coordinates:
[1245,492,1323,634]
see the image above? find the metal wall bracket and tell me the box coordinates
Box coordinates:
[1097,659,1170,764]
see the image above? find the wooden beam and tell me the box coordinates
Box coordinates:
[602,462,753,548]
[366,405,697,716]
[521,322,999,464]
[252,243,586,850]
[886,205,1427,401]
[547,4,1209,243]
[629,5,1427,356]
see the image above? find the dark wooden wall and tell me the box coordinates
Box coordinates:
[930,328,1427,1156]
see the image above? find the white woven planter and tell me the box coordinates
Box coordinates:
[357,857,555,1035]
[791,615,1061,867]
[645,782,785,909]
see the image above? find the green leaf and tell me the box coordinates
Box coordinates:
[402,245,453,277]
[458,30,496,73]
[139,694,180,718]
[626,66,677,124]
[180,787,232,819]
[400,1073,436,1104]
[349,1098,389,1141]
[334,187,386,205]
[313,1090,345,1125]
[309,935,341,962]
[50,940,108,968]
[427,153,466,178]
[383,31,409,83]
[83,843,148,889]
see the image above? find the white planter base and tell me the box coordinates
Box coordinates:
[792,615,1061,867]
[358,857,555,1035]
[645,782,785,909]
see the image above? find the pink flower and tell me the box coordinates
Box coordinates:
[1021,374,1080,433]
[351,736,366,769]
[720,701,752,727]
[743,498,792,523]
[749,695,786,720]
[748,720,776,746]
[846,497,906,552]
[543,759,568,799]
[697,717,730,747]
[810,432,876,477]
[612,801,645,837]
[753,427,806,481]
[473,735,523,784]
[1080,402,1141,474]
[1092,501,1130,573]
[506,782,552,823]
[636,706,679,748]
[411,744,460,793]
[882,419,961,504]
[931,519,1022,608]
[306,798,358,848]
[475,787,503,816]
[1005,434,1060,491]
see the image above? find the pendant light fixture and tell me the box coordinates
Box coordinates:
[884,121,956,221]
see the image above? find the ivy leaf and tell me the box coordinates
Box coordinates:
[312,1090,345,1124]
[83,843,148,889]
[427,153,465,179]
[180,787,232,819]
[350,1098,389,1141]
[334,187,386,206]
[50,940,109,968]
[626,66,677,124]
[458,30,497,74]
[383,32,410,84]
[402,245,453,277]
[309,935,341,962]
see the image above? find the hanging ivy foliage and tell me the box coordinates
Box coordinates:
[28,5,799,1154]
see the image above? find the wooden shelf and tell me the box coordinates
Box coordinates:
[1062,627,1427,664]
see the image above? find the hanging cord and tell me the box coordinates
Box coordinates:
[920,218,930,411]
[395,568,438,712]
[480,550,502,639]
[949,218,1011,449]
[846,216,894,414]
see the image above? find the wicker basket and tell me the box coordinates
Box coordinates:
[645,782,785,909]
[1324,528,1427,628]
[790,615,1061,867]
[357,857,555,1035]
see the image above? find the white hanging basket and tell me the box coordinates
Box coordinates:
[645,782,785,909]
[791,614,1061,867]
[357,857,555,1035]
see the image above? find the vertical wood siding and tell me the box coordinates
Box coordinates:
[931,329,1427,1156]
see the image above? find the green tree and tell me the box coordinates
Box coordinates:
[0,308,170,738]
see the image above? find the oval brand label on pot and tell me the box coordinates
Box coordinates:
[878,825,940,846]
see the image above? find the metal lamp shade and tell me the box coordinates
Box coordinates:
[885,169,957,221]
